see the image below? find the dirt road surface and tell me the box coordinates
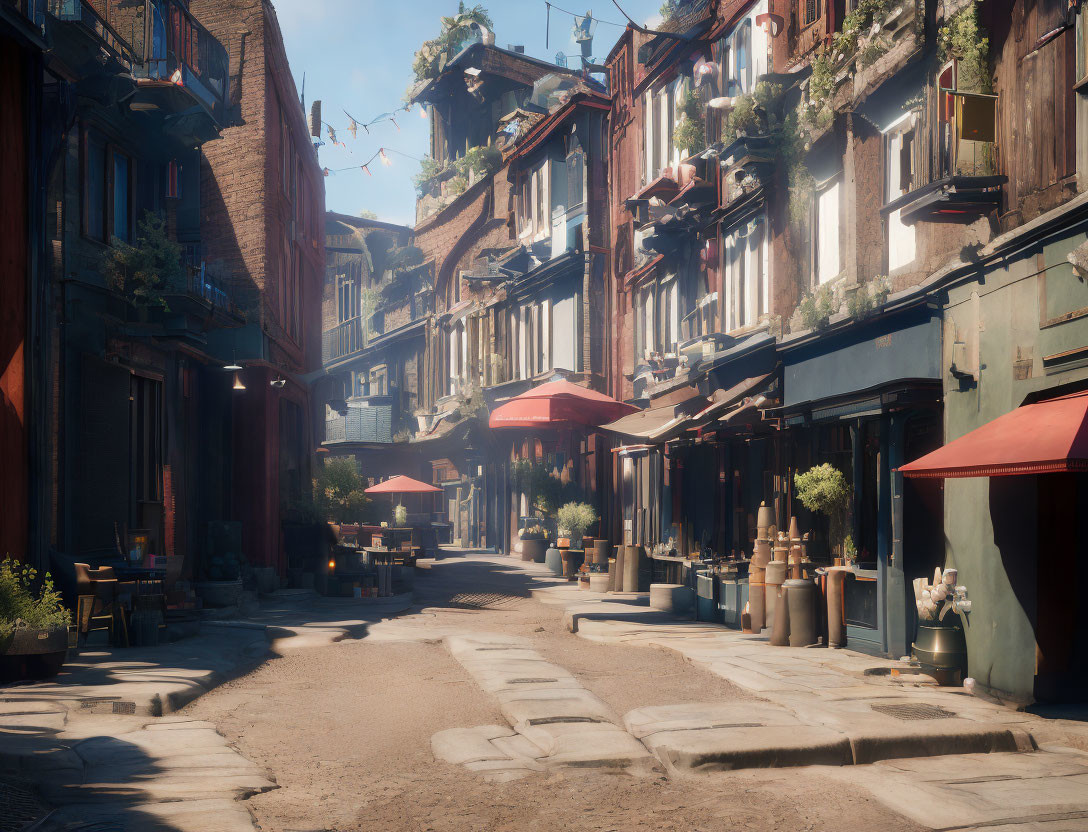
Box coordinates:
[184,557,923,832]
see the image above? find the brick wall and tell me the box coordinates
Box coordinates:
[192,0,325,376]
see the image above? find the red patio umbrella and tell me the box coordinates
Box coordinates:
[489,379,637,429]
[365,475,442,494]
[365,476,443,525]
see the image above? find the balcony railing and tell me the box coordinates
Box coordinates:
[134,0,229,120]
[4,0,46,26]
[48,0,149,63]
[323,317,366,365]
[185,262,240,316]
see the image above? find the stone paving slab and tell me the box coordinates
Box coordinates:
[821,748,1088,830]
[0,594,415,832]
[433,630,655,780]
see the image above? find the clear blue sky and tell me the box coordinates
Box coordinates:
[275,0,664,226]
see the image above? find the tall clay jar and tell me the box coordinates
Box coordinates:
[594,539,610,567]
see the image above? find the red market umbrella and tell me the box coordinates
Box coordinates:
[489,379,637,429]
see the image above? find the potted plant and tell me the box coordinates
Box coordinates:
[196,522,247,607]
[556,503,597,578]
[556,502,598,550]
[0,559,71,682]
[518,521,549,563]
[794,464,854,562]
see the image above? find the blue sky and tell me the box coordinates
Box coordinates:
[275,0,664,226]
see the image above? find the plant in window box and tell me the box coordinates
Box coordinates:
[446,175,468,196]
[0,558,71,682]
[103,211,185,311]
[797,284,837,331]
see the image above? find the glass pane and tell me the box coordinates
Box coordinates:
[112,153,130,243]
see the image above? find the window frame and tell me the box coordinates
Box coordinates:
[81,126,134,245]
[883,112,918,272]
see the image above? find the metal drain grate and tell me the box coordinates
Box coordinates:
[447,592,525,610]
[871,703,957,720]
[0,778,47,832]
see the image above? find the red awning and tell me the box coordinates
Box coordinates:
[489,379,637,429]
[365,475,442,494]
[900,391,1088,479]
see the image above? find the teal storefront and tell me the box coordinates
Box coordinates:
[777,299,944,658]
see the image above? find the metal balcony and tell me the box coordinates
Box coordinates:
[3,0,46,26]
[131,0,230,127]
[47,0,149,63]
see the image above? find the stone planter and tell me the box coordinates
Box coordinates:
[520,539,548,563]
[195,579,244,608]
[560,549,585,579]
[0,625,68,682]
[544,547,564,576]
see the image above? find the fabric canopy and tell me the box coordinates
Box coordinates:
[900,391,1088,479]
[489,379,637,429]
[365,475,441,494]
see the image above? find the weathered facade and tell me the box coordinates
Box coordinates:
[191,0,326,576]
[0,0,323,591]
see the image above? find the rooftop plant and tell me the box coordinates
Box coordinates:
[411,3,494,84]
[937,1,991,93]
[0,559,70,641]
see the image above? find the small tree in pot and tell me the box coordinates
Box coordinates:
[0,558,71,681]
[794,464,854,562]
[556,502,598,549]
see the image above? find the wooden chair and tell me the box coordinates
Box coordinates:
[74,563,122,646]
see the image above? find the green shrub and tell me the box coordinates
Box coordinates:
[454,145,503,180]
[556,502,598,539]
[0,559,70,639]
[672,90,706,156]
[799,285,836,330]
[794,464,852,558]
[103,211,185,308]
[314,457,384,525]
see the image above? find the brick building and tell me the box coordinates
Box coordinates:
[191,0,326,575]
